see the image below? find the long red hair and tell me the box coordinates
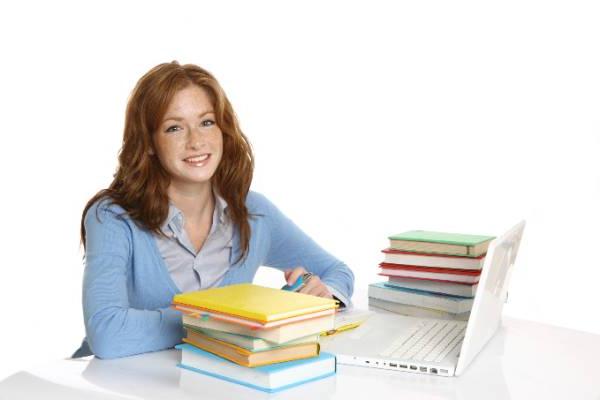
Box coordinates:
[81,61,254,262]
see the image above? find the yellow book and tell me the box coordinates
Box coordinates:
[173,283,338,323]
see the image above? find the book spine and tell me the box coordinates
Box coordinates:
[379,271,479,284]
[383,281,475,298]
[383,253,482,269]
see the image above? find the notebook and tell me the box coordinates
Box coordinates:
[177,344,336,393]
[173,283,338,323]
[322,221,525,377]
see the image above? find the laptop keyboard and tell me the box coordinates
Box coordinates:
[380,320,466,363]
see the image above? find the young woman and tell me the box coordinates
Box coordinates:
[73,61,354,359]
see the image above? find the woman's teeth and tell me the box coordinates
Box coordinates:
[184,154,209,164]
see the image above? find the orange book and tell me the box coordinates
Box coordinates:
[183,328,320,367]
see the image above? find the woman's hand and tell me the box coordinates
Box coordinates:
[284,267,333,298]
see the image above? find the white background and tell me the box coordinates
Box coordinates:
[1,0,599,381]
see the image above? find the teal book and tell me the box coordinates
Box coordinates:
[176,344,336,393]
[388,230,495,257]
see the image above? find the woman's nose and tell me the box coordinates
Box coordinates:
[186,127,204,149]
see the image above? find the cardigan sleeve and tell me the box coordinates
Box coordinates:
[82,202,183,359]
[256,193,355,306]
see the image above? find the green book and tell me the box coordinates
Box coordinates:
[388,230,495,257]
[183,325,319,352]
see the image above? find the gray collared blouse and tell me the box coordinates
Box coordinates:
[154,194,233,293]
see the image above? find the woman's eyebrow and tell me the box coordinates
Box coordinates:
[162,110,215,123]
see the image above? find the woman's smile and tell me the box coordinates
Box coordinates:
[183,153,211,167]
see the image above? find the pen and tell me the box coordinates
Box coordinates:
[320,321,363,337]
[282,272,314,292]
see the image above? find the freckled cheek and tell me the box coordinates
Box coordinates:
[157,141,185,166]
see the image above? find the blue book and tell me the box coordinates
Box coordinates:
[368,282,474,313]
[176,344,336,393]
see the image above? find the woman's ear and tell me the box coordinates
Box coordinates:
[148,148,155,156]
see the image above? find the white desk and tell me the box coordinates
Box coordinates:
[1,316,599,399]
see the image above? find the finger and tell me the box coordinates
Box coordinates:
[307,286,331,298]
[286,267,307,285]
[300,277,323,296]
[308,281,332,298]
[319,287,333,299]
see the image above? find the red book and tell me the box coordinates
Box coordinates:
[379,262,480,284]
[382,249,485,270]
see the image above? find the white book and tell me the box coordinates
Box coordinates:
[185,326,319,351]
[182,313,334,344]
[386,277,478,298]
[368,282,473,314]
[379,268,480,284]
[382,249,485,270]
[369,297,471,321]
[177,344,336,393]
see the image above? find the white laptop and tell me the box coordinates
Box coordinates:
[320,221,525,377]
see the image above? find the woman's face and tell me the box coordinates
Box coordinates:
[153,85,223,191]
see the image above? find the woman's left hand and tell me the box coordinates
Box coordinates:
[284,267,333,299]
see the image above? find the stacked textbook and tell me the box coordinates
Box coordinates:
[172,283,338,393]
[369,230,495,320]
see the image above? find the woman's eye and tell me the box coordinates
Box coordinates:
[202,120,215,127]
[166,125,181,133]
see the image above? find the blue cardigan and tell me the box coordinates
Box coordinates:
[78,191,354,359]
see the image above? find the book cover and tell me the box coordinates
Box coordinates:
[388,230,495,257]
[379,262,481,283]
[176,344,336,393]
[382,249,485,270]
[185,326,319,352]
[379,271,480,284]
[368,282,474,313]
[183,329,320,367]
[379,263,481,275]
[174,304,335,329]
[173,284,338,323]
[388,230,495,245]
[385,276,478,297]
[368,297,471,321]
[182,313,334,344]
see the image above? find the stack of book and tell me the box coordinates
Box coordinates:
[172,283,338,393]
[369,230,495,320]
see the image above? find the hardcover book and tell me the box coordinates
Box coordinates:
[185,326,319,352]
[177,344,336,393]
[173,283,338,323]
[382,249,485,270]
[379,263,480,284]
[368,297,471,321]
[385,277,478,297]
[388,230,495,257]
[182,313,334,344]
[368,282,474,314]
[183,328,320,367]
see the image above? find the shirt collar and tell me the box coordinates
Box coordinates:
[161,191,229,235]
[214,191,229,225]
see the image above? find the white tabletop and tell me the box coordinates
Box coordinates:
[1,316,599,400]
